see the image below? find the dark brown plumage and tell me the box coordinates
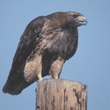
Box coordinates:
[3,11,87,95]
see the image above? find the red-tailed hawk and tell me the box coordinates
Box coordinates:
[3,11,87,95]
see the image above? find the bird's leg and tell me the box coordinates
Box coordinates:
[36,62,43,81]
[38,73,43,81]
[50,57,64,79]
[34,54,43,81]
[24,54,43,82]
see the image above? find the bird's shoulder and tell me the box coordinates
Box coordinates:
[12,16,46,67]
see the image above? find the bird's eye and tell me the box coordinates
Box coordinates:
[73,14,78,18]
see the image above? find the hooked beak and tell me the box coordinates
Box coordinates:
[77,16,87,26]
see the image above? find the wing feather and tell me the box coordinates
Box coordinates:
[3,16,45,95]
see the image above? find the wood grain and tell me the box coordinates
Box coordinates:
[36,79,87,110]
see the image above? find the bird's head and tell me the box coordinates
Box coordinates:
[66,11,87,27]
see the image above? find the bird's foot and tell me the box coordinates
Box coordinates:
[38,74,43,81]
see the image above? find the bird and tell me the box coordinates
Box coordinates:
[2,11,87,95]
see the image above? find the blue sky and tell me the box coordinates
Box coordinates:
[0,0,110,110]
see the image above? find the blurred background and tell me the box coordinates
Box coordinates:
[0,0,110,110]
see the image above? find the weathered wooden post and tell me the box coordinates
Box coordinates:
[36,79,87,110]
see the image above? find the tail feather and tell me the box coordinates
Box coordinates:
[2,68,35,95]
